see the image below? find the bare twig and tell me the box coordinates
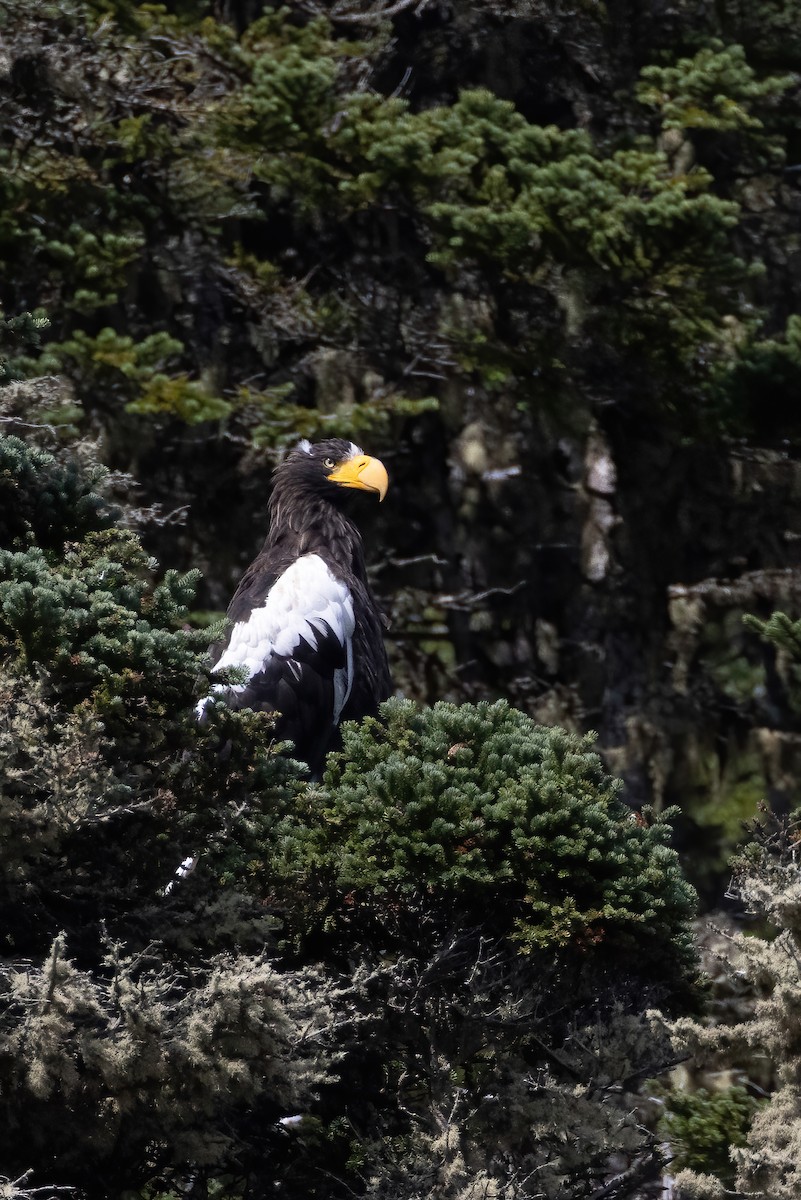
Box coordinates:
[1,1171,75,1198]
[331,0,426,25]
[585,1149,664,1200]
[0,415,58,436]
[389,553,448,570]
[436,581,527,611]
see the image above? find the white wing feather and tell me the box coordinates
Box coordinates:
[176,557,354,896]
[197,554,355,720]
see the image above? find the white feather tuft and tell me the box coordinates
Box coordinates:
[297,439,312,454]
[203,554,355,716]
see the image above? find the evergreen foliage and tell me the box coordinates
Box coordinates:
[668,810,801,1199]
[0,430,700,1198]
[658,1084,760,1186]
[5,1,801,872]
[0,309,50,385]
[0,530,201,720]
[636,41,792,135]
[0,433,322,1194]
[745,608,801,709]
[4,0,801,1192]
[1,0,795,444]
[682,0,801,65]
[0,933,331,1194]
[0,433,110,549]
[663,610,801,1197]
[265,697,696,976]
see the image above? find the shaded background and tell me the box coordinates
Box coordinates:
[4,0,801,900]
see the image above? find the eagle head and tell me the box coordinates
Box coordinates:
[279,439,389,503]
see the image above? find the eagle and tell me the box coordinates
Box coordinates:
[197,438,392,774]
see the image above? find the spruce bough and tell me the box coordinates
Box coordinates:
[0,432,698,1198]
[265,697,696,980]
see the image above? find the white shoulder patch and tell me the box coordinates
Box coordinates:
[203,555,356,723]
[297,439,312,454]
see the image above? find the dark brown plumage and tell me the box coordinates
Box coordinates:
[197,438,391,773]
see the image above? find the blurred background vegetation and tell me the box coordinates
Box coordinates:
[5,0,801,899]
[3,0,801,1196]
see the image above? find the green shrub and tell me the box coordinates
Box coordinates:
[664,611,801,1199]
[0,433,111,549]
[0,431,323,1195]
[265,696,696,978]
[660,1085,761,1185]
[637,41,792,133]
[0,309,50,384]
[0,429,701,1199]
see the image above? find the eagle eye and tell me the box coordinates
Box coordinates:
[323,457,335,470]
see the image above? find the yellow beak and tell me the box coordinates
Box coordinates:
[327,455,389,502]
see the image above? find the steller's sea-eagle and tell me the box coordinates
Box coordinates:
[196,437,392,773]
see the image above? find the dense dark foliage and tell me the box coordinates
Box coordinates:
[3,0,801,896]
[270,698,696,968]
[0,432,695,1198]
[668,802,801,1198]
[4,0,801,1195]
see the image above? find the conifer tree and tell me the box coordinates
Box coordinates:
[0,309,49,384]
[0,429,701,1199]
[243,697,697,1200]
[0,431,331,1197]
[664,611,801,1198]
[4,0,801,883]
